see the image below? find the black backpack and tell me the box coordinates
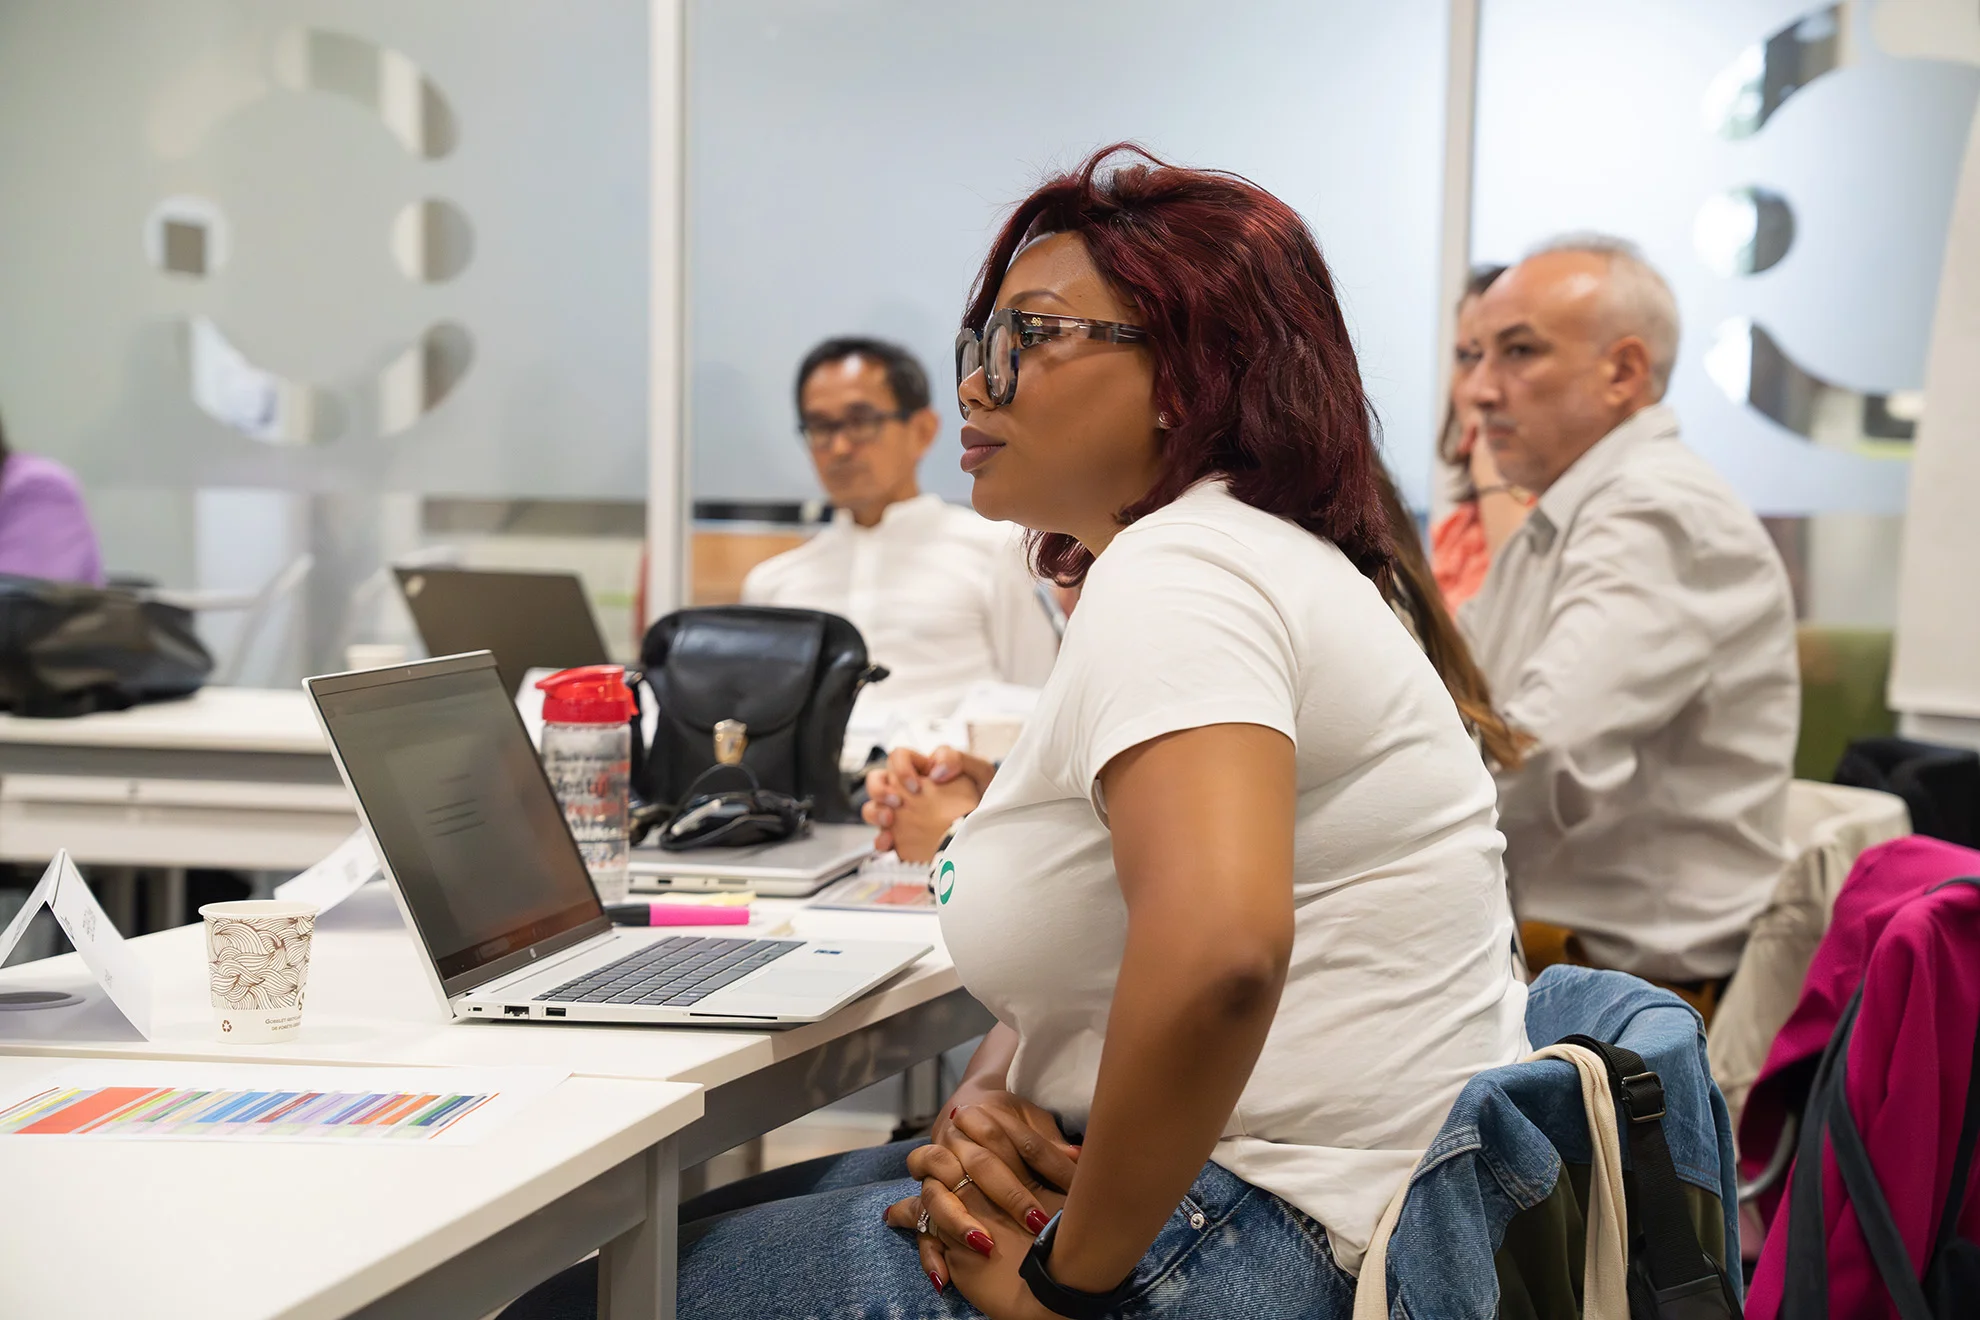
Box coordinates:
[1780,877,1980,1319]
[0,574,212,717]
[634,606,886,824]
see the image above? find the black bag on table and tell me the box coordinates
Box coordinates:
[0,574,212,717]
[634,606,886,826]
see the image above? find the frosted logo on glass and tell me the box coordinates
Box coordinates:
[1693,187,1796,277]
[149,28,476,447]
[1703,4,1846,140]
[1705,318,1922,453]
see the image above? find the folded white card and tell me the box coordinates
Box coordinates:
[274,828,381,914]
[0,858,60,969]
[1,852,153,1039]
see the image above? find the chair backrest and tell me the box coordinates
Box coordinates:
[1363,966,1741,1319]
[1835,736,1980,848]
[214,552,313,686]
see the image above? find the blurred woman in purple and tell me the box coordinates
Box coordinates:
[0,409,103,586]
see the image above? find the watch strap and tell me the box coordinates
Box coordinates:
[1018,1211,1135,1319]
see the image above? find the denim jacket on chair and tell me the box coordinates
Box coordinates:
[1369,965,1743,1319]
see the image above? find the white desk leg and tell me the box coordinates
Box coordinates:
[600,1136,680,1320]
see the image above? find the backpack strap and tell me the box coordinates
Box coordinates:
[1557,1034,1738,1318]
[1927,878,1980,1271]
[1781,987,1856,1320]
[1826,1041,1935,1320]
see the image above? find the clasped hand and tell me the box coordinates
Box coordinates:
[882,1090,1081,1316]
[862,745,992,862]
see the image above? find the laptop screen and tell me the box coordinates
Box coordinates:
[310,655,606,989]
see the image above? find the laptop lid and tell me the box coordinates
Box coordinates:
[394,567,611,695]
[307,651,610,1002]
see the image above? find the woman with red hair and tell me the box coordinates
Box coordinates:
[506,145,1527,1320]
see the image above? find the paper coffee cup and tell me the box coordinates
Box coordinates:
[201,900,319,1044]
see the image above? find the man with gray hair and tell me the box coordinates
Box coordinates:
[1456,235,1798,1002]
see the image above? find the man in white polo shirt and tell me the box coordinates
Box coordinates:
[743,337,1059,743]
[1458,236,1799,994]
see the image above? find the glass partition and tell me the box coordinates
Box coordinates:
[1474,0,1980,622]
[687,0,1457,513]
[0,0,651,683]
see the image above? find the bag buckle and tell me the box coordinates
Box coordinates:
[712,719,748,766]
[1620,1070,1667,1124]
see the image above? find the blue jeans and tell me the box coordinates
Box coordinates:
[502,1139,1356,1319]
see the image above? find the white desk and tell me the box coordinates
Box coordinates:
[0,688,338,784]
[0,1053,701,1320]
[0,881,993,1170]
[0,688,357,876]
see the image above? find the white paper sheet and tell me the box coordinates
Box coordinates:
[274,829,381,914]
[0,1061,569,1145]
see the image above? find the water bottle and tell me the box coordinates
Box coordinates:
[535,665,637,905]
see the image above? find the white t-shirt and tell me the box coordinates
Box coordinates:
[741,493,1059,726]
[937,482,1529,1269]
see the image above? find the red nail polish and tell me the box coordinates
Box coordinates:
[929,1271,944,1295]
[1026,1208,1050,1234]
[949,1106,959,1121]
[965,1229,995,1257]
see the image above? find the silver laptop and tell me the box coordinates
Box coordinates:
[629,824,874,897]
[304,652,930,1027]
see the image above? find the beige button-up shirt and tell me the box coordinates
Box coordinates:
[1459,404,1800,980]
[741,492,1059,724]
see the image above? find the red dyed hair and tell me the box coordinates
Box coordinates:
[963,143,1392,590]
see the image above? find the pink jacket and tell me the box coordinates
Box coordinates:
[1742,836,1980,1318]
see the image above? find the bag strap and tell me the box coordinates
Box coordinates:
[1825,1044,1936,1320]
[1781,987,1852,1320]
[1927,878,1980,1268]
[1557,1034,1737,1318]
[1349,1043,1630,1320]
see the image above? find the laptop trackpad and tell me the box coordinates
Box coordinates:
[705,969,877,1017]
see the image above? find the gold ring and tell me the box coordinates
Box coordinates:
[950,1173,974,1195]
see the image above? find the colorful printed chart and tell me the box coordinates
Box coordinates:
[0,1062,566,1145]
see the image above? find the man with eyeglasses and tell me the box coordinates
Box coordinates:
[742,336,1059,743]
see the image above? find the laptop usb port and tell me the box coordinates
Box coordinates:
[544,1006,567,1017]
[504,1005,529,1017]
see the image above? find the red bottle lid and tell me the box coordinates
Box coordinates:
[536,665,636,724]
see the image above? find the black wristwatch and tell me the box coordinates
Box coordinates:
[1019,1211,1136,1319]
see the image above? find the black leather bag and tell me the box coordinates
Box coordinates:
[0,574,213,717]
[635,606,886,824]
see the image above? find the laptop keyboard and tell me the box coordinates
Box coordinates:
[533,935,802,1008]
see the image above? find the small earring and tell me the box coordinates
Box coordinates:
[1157,412,1174,429]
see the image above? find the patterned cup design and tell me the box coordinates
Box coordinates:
[205,911,315,1011]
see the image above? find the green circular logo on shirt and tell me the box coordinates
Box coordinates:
[936,859,956,905]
